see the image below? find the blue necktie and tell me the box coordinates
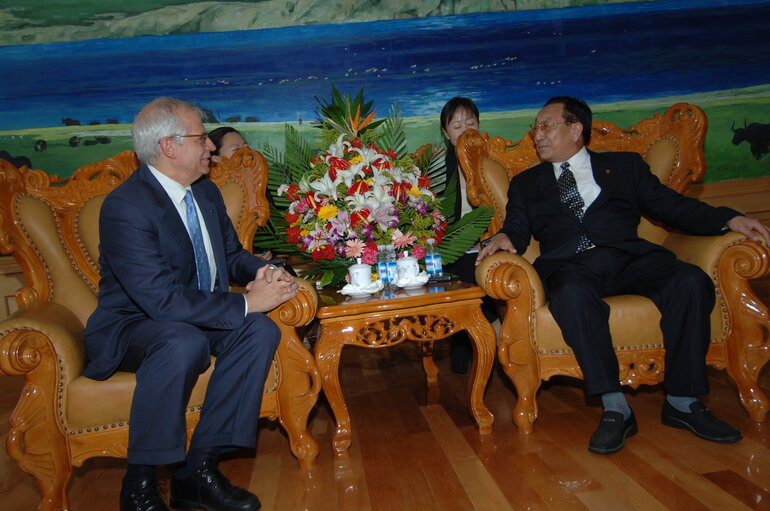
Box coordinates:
[184,190,212,291]
[557,162,592,253]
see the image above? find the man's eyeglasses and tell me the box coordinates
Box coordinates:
[160,133,209,144]
[529,121,572,135]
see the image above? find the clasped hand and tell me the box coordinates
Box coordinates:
[244,264,298,313]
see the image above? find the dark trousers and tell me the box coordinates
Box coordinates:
[117,313,280,465]
[544,247,714,397]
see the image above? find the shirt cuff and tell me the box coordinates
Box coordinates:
[242,295,248,316]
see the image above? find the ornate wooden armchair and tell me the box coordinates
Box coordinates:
[0,148,321,510]
[458,103,770,434]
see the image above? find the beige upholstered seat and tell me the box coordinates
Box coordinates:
[457,103,770,434]
[0,148,320,510]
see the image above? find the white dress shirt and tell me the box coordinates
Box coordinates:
[552,146,601,214]
[148,165,217,291]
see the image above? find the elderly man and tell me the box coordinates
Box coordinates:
[84,97,297,510]
[477,96,770,454]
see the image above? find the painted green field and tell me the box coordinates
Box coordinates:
[1,89,768,182]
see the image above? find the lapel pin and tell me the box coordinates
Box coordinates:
[605,169,611,174]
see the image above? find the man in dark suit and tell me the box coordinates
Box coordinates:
[477,96,770,454]
[84,97,298,511]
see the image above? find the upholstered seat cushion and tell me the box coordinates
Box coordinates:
[533,295,663,353]
[66,358,280,431]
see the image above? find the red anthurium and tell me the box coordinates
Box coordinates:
[305,191,321,212]
[350,209,371,228]
[347,180,370,195]
[285,212,299,225]
[384,148,398,160]
[418,175,432,189]
[350,138,362,149]
[389,180,410,204]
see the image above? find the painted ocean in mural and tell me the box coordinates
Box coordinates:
[1,0,769,131]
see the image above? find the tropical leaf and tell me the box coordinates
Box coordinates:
[378,105,407,155]
[283,124,313,183]
[438,206,494,265]
[252,203,296,252]
[441,170,458,222]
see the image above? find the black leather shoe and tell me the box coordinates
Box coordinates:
[662,400,742,443]
[170,459,261,511]
[588,410,638,454]
[120,478,169,511]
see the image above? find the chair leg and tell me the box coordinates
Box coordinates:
[6,382,72,511]
[274,334,321,468]
[722,340,770,423]
[498,331,541,435]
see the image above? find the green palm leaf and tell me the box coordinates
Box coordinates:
[378,105,407,155]
[438,206,494,265]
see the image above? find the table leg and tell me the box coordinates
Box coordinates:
[314,326,351,459]
[420,341,439,383]
[464,307,496,434]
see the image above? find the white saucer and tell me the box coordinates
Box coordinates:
[345,290,372,298]
[399,282,425,290]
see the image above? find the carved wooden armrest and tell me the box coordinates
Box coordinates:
[475,252,546,309]
[267,278,321,395]
[0,298,86,384]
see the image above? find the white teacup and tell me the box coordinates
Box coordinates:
[348,261,372,288]
[396,252,420,280]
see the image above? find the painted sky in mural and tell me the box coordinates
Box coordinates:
[1,0,768,132]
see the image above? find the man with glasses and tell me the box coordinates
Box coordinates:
[477,96,770,454]
[83,97,297,510]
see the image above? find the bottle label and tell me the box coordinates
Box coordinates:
[426,254,443,275]
[377,261,389,281]
[386,261,397,281]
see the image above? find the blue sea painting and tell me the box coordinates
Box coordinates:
[1,0,769,131]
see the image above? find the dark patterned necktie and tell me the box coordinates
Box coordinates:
[557,162,592,252]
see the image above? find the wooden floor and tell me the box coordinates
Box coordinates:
[2,321,770,510]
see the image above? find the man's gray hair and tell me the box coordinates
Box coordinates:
[132,97,204,164]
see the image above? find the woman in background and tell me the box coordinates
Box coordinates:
[439,97,496,373]
[209,126,249,162]
[208,126,273,260]
[440,97,480,225]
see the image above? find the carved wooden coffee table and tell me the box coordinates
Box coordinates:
[314,280,496,458]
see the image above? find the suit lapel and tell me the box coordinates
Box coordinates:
[136,166,194,255]
[586,151,615,213]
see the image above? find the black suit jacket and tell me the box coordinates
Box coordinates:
[83,165,266,380]
[500,151,741,280]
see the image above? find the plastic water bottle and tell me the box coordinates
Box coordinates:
[425,238,443,277]
[376,245,389,283]
[385,245,398,285]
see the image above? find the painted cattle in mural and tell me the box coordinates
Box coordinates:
[732,120,770,160]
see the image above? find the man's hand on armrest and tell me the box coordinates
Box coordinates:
[475,233,517,265]
[727,215,770,245]
[244,265,299,313]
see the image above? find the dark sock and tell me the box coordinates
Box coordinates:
[123,463,157,488]
[601,392,631,420]
[175,446,220,479]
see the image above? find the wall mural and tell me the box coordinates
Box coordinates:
[0,0,768,182]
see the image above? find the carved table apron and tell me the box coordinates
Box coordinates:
[314,280,496,458]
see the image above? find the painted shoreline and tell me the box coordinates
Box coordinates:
[1,86,768,182]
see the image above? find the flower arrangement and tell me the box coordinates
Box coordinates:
[258,87,492,287]
[276,132,445,267]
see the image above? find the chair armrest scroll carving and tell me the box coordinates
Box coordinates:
[475,252,545,308]
[0,300,85,381]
